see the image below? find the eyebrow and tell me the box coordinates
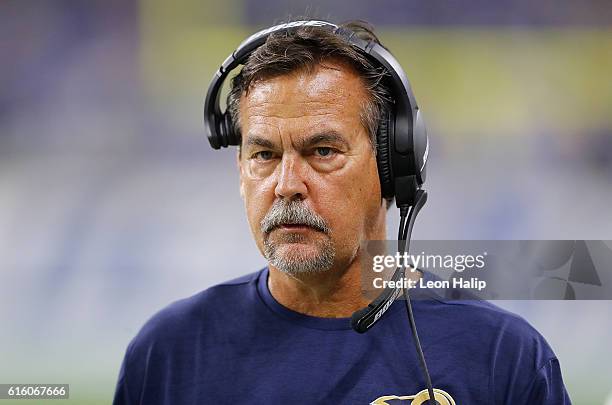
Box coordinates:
[300,131,349,150]
[244,135,276,150]
[243,131,349,151]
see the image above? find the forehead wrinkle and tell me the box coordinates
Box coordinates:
[244,98,347,119]
[247,111,337,120]
[243,69,364,109]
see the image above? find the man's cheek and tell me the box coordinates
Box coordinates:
[244,201,263,235]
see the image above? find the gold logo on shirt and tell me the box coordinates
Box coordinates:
[371,388,456,405]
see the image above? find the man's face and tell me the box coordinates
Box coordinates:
[238,60,385,275]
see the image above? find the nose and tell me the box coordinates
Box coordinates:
[274,153,308,201]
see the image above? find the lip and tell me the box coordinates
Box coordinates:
[275,224,316,232]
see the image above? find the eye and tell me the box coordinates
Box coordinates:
[252,150,275,161]
[315,147,335,158]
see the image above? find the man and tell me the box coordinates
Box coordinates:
[113,20,571,404]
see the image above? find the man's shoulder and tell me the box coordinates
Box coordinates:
[428,298,550,348]
[146,270,259,324]
[423,298,563,400]
[429,298,526,324]
[124,269,264,360]
[427,298,557,377]
[418,272,544,342]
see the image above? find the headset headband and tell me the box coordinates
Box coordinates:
[204,20,428,189]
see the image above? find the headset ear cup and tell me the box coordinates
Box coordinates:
[376,110,394,200]
[221,112,240,147]
[413,109,427,185]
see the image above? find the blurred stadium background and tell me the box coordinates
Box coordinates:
[1,0,612,403]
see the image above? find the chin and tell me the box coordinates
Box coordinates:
[266,242,335,275]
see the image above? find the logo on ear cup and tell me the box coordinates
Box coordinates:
[370,388,456,405]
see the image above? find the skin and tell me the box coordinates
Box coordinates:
[238,59,387,318]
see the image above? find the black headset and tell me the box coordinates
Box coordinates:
[203,20,429,208]
[204,20,438,404]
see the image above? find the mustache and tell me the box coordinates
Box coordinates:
[260,200,330,234]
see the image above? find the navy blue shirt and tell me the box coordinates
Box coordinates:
[113,268,571,404]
